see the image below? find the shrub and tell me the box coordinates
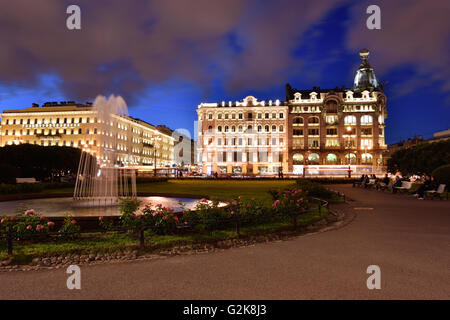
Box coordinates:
[0,164,19,184]
[0,208,55,241]
[0,183,44,195]
[231,196,272,225]
[432,164,450,186]
[184,198,232,231]
[135,177,169,184]
[296,180,335,199]
[272,189,310,227]
[58,215,81,240]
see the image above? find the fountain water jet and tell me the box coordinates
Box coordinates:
[73,95,137,207]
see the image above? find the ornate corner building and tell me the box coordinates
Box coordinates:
[197,49,388,176]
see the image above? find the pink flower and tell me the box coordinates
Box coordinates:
[10,217,14,221]
[174,216,179,222]
[247,203,251,207]
[71,220,76,224]
[0,218,6,223]
[231,211,235,215]
[135,213,142,219]
[24,209,35,216]
[251,197,255,200]
[200,198,208,203]
[36,224,43,231]
[98,216,103,221]
[164,216,169,221]
[40,216,45,220]
[26,225,32,230]
[152,212,157,217]
[47,221,55,227]
[238,196,243,200]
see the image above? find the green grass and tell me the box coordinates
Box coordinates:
[40,179,298,206]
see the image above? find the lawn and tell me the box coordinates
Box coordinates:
[42,179,298,206]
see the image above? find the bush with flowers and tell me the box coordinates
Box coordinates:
[230,196,273,225]
[58,214,81,240]
[0,208,55,240]
[271,189,310,227]
[184,198,232,231]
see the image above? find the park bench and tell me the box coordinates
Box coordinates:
[377,180,392,191]
[366,179,377,188]
[393,181,412,193]
[425,184,447,200]
[16,177,38,184]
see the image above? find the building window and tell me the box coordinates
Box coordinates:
[293,117,303,125]
[265,113,269,119]
[293,129,303,136]
[361,153,373,164]
[308,116,320,125]
[293,153,304,165]
[248,113,253,120]
[217,126,222,132]
[257,113,262,119]
[308,153,320,165]
[326,128,337,136]
[326,153,338,164]
[344,115,356,125]
[272,125,276,132]
[279,113,284,119]
[265,125,269,132]
[247,125,253,133]
[224,126,229,133]
[361,128,372,136]
[308,128,319,136]
[238,113,243,120]
[345,153,357,164]
[361,115,373,124]
[279,125,284,132]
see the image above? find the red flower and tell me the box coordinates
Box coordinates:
[231,211,235,215]
[98,216,103,221]
[26,225,32,230]
[47,221,55,227]
[71,220,76,224]
[164,216,169,221]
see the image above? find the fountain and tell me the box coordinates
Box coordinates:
[73,95,137,207]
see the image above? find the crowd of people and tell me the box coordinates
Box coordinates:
[354,171,441,200]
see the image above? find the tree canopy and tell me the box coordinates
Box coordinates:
[387,139,450,175]
[0,144,83,182]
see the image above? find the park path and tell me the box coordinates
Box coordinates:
[0,185,449,299]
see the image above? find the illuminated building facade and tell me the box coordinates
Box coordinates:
[0,102,175,170]
[197,49,388,176]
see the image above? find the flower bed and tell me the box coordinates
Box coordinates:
[1,188,331,261]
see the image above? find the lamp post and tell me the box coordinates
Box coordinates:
[346,126,352,178]
[150,136,162,177]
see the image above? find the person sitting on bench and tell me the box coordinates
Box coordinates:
[415,176,438,200]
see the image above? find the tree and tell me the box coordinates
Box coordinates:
[0,144,90,182]
[387,140,450,175]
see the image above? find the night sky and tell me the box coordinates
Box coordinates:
[0,0,448,144]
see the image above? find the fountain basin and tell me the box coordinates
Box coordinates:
[0,194,226,217]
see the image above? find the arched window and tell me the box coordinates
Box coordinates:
[265,125,269,132]
[217,126,222,132]
[208,126,212,133]
[257,125,262,133]
[293,153,304,165]
[308,153,320,165]
[293,117,304,125]
[224,126,229,132]
[308,116,320,124]
[238,126,243,132]
[360,115,373,124]
[217,114,222,120]
[345,153,357,164]
[361,153,373,164]
[326,153,338,164]
[279,125,284,132]
[247,125,253,133]
[344,115,356,125]
[272,125,276,132]
[231,126,236,132]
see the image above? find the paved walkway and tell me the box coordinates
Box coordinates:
[1,185,449,299]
